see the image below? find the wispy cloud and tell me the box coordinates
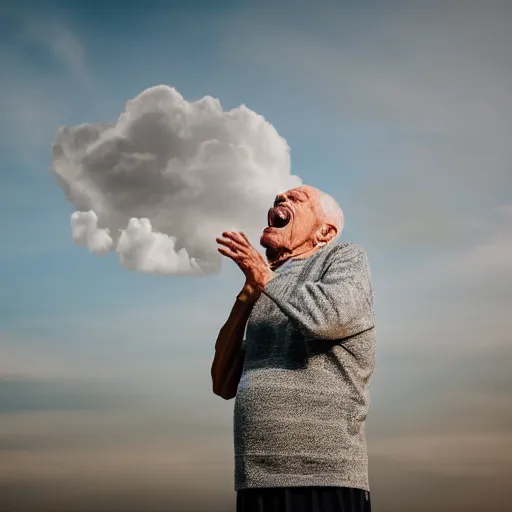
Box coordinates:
[22,19,94,89]
[0,17,95,157]
[2,4,511,511]
[222,4,512,250]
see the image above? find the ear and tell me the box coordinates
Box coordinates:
[316,223,338,246]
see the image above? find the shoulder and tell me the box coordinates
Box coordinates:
[321,242,369,275]
[326,242,367,261]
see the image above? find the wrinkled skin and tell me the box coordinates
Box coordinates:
[216,185,338,301]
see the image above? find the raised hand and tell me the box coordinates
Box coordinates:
[216,232,272,292]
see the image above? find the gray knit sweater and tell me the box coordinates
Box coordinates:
[233,241,375,491]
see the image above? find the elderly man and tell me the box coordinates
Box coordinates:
[212,185,375,512]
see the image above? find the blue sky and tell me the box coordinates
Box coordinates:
[1,2,512,511]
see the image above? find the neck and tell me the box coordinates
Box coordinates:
[267,243,326,270]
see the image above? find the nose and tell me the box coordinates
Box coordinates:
[274,194,286,206]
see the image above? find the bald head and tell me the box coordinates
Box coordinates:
[309,187,344,243]
[260,184,343,269]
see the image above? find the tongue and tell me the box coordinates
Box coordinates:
[272,207,290,228]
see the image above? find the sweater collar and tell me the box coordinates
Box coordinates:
[273,243,331,274]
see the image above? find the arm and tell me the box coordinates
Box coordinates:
[262,243,375,341]
[212,231,275,399]
[211,284,259,400]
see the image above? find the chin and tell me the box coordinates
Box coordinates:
[260,233,272,248]
[260,228,281,249]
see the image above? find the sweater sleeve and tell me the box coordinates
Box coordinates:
[261,243,375,341]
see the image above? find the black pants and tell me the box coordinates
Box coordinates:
[236,487,371,512]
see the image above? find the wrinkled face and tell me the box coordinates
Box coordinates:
[260,185,325,260]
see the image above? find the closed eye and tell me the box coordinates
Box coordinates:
[289,193,306,202]
[274,191,307,207]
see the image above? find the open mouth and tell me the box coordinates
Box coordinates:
[267,206,291,228]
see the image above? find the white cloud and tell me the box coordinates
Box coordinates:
[51,85,301,275]
[71,211,113,255]
[115,218,201,275]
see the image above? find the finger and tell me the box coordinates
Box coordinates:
[239,232,251,244]
[222,231,250,247]
[216,237,245,252]
[217,246,240,260]
[218,233,248,251]
[236,232,264,261]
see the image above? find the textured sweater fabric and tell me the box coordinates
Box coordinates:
[233,241,376,491]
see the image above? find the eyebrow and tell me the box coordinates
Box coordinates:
[290,190,308,200]
[274,190,309,204]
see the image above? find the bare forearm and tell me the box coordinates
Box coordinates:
[211,286,258,399]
